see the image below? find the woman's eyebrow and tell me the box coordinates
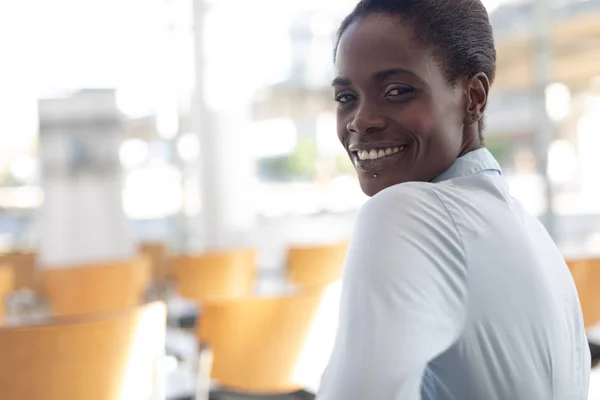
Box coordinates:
[331,77,351,87]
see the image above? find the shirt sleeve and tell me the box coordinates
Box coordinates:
[317,184,468,400]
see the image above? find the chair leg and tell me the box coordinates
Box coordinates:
[292,390,316,400]
[591,341,600,368]
[196,347,214,400]
[208,390,315,400]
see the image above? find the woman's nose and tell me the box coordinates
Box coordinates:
[346,104,386,135]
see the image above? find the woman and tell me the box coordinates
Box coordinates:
[317,0,590,399]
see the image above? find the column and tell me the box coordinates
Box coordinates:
[37,89,134,267]
[532,0,556,238]
[188,0,257,251]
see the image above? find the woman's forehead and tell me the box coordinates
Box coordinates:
[335,14,431,80]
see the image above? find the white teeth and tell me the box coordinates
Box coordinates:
[356,146,407,160]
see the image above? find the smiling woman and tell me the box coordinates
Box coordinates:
[331,1,493,196]
[318,1,590,399]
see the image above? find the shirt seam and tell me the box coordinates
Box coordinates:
[427,186,470,335]
[427,187,466,264]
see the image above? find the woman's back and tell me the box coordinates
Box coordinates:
[424,171,589,399]
[318,150,589,400]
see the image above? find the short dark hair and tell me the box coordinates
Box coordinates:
[335,0,496,136]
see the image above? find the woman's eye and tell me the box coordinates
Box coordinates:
[335,94,356,104]
[386,87,414,97]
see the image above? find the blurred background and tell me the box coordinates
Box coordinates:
[1,0,600,399]
[0,0,599,262]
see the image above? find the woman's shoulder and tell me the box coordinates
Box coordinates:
[359,181,447,223]
[354,181,464,263]
[365,181,440,206]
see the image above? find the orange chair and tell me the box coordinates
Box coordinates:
[198,287,326,394]
[0,251,36,290]
[0,266,14,324]
[0,302,166,400]
[39,258,150,317]
[567,257,600,328]
[135,256,153,296]
[138,241,171,281]
[287,242,348,287]
[171,248,256,303]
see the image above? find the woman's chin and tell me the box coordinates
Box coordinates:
[358,173,411,197]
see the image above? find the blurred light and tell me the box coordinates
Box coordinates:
[10,156,38,182]
[249,119,297,158]
[115,88,154,119]
[155,101,179,139]
[203,3,292,112]
[293,281,341,391]
[316,113,345,155]
[182,177,201,217]
[578,100,600,204]
[15,0,168,91]
[506,173,547,216]
[177,133,200,163]
[513,149,536,174]
[585,233,600,255]
[325,176,367,213]
[150,141,172,161]
[161,355,179,373]
[0,186,44,209]
[309,13,336,37]
[547,139,578,185]
[119,302,166,400]
[481,0,501,12]
[306,35,336,87]
[0,87,38,158]
[545,82,571,122]
[123,163,182,220]
[119,139,150,170]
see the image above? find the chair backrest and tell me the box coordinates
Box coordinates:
[0,251,36,290]
[39,258,149,317]
[567,257,600,327]
[198,288,325,393]
[287,242,348,287]
[171,248,256,303]
[0,301,166,400]
[138,241,170,281]
[0,266,14,324]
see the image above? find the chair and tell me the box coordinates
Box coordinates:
[0,250,36,290]
[0,266,14,324]
[0,301,166,400]
[286,243,348,287]
[567,257,600,328]
[138,241,171,281]
[39,258,150,317]
[198,287,326,394]
[171,248,256,303]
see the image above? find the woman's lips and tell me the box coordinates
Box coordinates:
[352,145,408,173]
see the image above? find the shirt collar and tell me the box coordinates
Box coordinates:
[431,147,502,183]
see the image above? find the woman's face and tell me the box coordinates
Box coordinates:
[334,14,479,196]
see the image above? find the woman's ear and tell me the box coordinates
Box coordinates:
[463,72,490,126]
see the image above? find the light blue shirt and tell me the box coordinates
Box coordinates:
[317,148,590,400]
